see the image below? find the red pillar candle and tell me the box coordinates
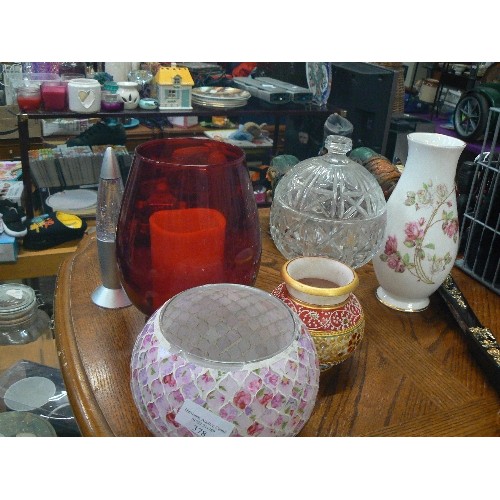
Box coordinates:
[149,208,226,310]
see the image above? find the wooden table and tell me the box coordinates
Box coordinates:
[54,209,500,436]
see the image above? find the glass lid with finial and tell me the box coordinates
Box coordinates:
[269,134,387,269]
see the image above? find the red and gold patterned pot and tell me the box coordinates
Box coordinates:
[272,256,365,371]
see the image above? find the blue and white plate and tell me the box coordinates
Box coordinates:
[306,62,332,106]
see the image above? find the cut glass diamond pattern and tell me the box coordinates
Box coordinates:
[270,135,387,268]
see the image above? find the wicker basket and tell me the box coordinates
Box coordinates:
[373,62,405,114]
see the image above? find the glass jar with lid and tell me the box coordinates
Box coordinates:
[270,134,387,269]
[0,284,51,346]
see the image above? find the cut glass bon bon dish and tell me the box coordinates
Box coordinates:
[270,135,387,269]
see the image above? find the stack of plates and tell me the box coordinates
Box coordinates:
[192,86,251,109]
[45,189,97,217]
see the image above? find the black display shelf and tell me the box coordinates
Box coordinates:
[18,101,336,218]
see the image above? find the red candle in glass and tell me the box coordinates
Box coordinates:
[41,81,67,111]
[149,208,226,310]
[116,137,262,316]
[17,87,42,111]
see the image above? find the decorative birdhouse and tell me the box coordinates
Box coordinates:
[154,63,194,110]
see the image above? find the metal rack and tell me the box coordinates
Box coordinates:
[455,107,500,294]
[430,63,479,119]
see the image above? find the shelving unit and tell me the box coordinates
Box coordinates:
[430,63,480,119]
[17,100,335,218]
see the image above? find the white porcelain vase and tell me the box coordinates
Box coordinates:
[372,132,466,312]
[116,81,139,110]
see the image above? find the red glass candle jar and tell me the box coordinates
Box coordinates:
[115,137,262,316]
[17,86,42,112]
[41,81,67,111]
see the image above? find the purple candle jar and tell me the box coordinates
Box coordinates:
[101,91,124,112]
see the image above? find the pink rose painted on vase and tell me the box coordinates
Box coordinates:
[379,180,459,285]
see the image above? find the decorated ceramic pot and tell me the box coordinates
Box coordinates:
[272,256,364,371]
[130,283,320,437]
[116,81,140,109]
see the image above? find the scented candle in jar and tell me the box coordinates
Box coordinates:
[17,86,42,112]
[101,91,124,112]
[41,81,67,111]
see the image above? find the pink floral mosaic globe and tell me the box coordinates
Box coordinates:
[130,284,320,437]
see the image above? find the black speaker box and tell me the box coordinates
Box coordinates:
[328,62,397,155]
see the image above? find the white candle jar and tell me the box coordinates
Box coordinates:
[67,78,101,113]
